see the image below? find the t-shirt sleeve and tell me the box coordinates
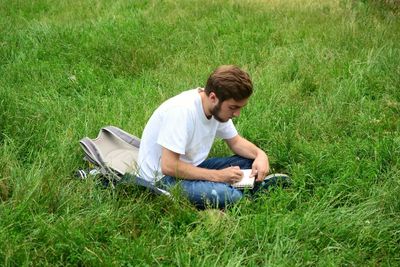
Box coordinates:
[216,119,238,140]
[157,107,191,155]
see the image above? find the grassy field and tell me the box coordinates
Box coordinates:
[1,0,399,265]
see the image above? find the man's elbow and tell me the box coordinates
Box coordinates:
[161,159,176,177]
[161,164,172,176]
[160,148,180,177]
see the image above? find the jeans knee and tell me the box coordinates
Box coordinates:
[161,177,244,209]
[198,185,243,209]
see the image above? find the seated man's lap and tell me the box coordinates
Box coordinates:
[160,175,242,209]
[159,155,253,208]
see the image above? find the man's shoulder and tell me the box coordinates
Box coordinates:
[160,88,200,110]
[173,88,200,101]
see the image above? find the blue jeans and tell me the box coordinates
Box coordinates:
[158,155,254,209]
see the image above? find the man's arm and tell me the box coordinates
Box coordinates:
[225,135,270,181]
[160,147,244,184]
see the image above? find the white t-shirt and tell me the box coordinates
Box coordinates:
[138,88,238,183]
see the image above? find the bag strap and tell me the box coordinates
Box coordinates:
[79,137,102,167]
[103,126,141,148]
[120,174,171,196]
[79,134,122,185]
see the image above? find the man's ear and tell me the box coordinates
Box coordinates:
[209,92,219,105]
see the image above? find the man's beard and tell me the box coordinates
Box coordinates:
[211,102,228,122]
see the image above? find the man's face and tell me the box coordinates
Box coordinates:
[211,97,249,122]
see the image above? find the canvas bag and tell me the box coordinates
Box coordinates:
[79,126,170,195]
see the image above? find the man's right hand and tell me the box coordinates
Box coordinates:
[161,147,244,184]
[215,166,244,184]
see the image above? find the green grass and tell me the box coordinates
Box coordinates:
[1,0,399,265]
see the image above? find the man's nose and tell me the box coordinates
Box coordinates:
[233,110,241,117]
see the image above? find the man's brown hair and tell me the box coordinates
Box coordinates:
[205,65,253,102]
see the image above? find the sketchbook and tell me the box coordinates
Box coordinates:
[232,171,291,190]
[232,169,255,189]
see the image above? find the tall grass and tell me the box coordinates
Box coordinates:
[1,0,399,265]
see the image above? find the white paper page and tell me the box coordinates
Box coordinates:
[232,169,255,189]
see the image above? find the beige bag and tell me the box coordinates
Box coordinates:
[79,126,170,195]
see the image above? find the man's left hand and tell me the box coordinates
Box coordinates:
[251,151,270,182]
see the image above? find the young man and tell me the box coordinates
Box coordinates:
[138,65,274,208]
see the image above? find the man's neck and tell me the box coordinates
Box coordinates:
[198,89,212,119]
